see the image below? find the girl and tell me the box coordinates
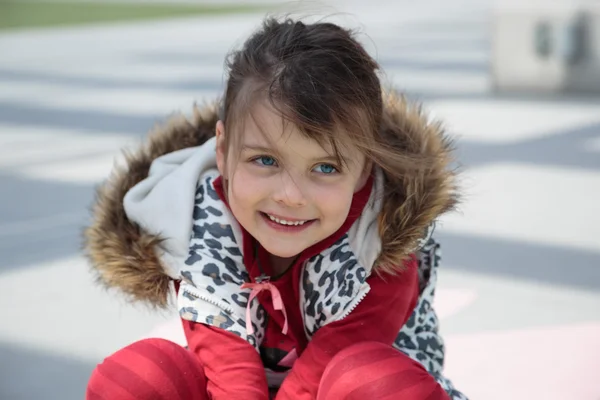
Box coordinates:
[84,17,467,400]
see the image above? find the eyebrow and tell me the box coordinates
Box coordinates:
[240,144,274,154]
[241,144,345,164]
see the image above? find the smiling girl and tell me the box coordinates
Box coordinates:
[84,17,467,400]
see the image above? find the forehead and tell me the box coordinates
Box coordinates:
[237,102,363,164]
[245,103,321,147]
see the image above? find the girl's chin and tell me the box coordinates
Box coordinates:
[260,243,306,259]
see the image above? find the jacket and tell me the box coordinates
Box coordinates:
[83,93,467,399]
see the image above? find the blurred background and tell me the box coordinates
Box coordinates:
[0,0,599,399]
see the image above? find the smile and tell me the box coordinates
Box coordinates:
[266,213,309,226]
[259,212,316,232]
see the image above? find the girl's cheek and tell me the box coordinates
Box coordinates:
[311,187,353,216]
[230,169,266,200]
[310,181,354,201]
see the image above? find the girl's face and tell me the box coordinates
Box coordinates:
[216,103,371,260]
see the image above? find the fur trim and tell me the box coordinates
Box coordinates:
[83,96,458,308]
[375,92,458,275]
[83,104,218,308]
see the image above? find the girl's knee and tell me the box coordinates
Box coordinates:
[319,342,448,400]
[87,338,208,400]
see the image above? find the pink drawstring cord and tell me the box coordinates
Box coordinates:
[240,282,288,336]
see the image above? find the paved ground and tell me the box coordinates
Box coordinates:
[1,1,599,399]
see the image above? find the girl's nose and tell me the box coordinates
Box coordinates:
[272,172,307,208]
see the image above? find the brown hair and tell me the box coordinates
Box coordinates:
[220,17,445,273]
[221,17,381,167]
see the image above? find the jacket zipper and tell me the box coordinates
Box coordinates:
[181,286,237,316]
[337,284,371,320]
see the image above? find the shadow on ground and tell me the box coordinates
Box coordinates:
[0,342,95,400]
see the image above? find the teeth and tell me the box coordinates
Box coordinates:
[267,214,307,226]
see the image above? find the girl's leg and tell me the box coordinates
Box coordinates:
[318,342,450,400]
[86,338,209,400]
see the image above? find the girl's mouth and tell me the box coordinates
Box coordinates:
[259,212,316,232]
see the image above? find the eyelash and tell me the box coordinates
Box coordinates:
[251,156,278,168]
[250,156,340,175]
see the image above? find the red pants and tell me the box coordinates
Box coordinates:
[87,339,448,400]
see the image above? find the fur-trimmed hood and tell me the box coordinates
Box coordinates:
[83,93,458,308]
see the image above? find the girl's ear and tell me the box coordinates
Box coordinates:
[215,120,227,177]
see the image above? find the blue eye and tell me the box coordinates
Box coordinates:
[254,156,277,167]
[314,163,337,174]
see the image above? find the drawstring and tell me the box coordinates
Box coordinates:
[240,243,301,336]
[240,281,288,335]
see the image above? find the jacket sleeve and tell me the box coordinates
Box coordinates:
[181,319,269,400]
[393,236,469,400]
[275,258,420,400]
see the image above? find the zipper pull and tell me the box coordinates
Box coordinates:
[255,273,270,284]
